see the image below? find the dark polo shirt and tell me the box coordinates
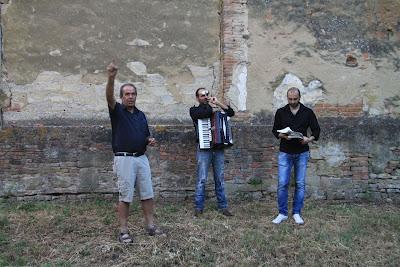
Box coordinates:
[109,102,150,153]
[272,103,320,154]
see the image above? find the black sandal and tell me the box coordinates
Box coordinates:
[146,225,166,236]
[119,232,134,244]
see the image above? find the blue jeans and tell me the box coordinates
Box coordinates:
[277,151,310,216]
[195,148,228,211]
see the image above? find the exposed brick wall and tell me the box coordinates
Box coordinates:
[1,119,399,202]
[221,0,248,96]
[314,101,364,118]
[0,126,113,198]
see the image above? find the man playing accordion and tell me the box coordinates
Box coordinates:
[189,88,235,217]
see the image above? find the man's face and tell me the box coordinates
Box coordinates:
[196,89,209,104]
[287,90,300,108]
[121,85,137,108]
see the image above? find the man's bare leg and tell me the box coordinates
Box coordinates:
[118,201,130,233]
[141,198,154,228]
[141,198,164,235]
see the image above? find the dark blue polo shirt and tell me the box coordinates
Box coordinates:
[109,102,150,153]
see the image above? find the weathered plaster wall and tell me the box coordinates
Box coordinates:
[1,1,400,202]
[0,0,220,122]
[247,0,400,116]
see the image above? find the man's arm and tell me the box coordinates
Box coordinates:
[106,62,118,111]
[301,110,320,144]
[309,110,320,141]
[210,97,235,117]
[144,115,156,146]
[272,110,287,140]
[223,106,235,117]
[190,104,213,121]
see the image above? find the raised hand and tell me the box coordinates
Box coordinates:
[210,96,229,110]
[106,61,118,109]
[107,61,118,79]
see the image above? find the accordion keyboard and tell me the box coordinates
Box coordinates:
[198,118,212,149]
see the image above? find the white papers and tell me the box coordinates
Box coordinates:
[277,127,293,134]
[277,127,304,139]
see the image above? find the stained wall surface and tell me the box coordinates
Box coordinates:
[1,0,220,122]
[1,1,399,202]
[246,0,400,116]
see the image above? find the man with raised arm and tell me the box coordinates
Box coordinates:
[106,62,163,243]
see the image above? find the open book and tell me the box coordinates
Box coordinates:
[277,127,304,140]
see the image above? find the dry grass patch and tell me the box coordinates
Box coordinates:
[0,199,399,266]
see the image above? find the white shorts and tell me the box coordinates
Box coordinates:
[113,154,154,203]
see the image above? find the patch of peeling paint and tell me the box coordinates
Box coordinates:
[319,142,347,167]
[127,61,147,76]
[228,63,248,111]
[177,44,188,50]
[49,49,62,57]
[273,73,325,111]
[3,61,219,123]
[126,38,151,47]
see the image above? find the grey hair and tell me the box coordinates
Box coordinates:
[120,83,137,98]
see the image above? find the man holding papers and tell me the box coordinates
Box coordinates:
[271,87,320,225]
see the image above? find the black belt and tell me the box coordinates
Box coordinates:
[114,152,144,157]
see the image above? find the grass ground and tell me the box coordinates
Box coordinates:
[0,198,399,266]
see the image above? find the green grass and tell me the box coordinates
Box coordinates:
[0,215,9,229]
[248,177,263,186]
[0,199,399,266]
[41,261,72,267]
[15,201,54,212]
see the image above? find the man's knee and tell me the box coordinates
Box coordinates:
[295,181,306,189]
[278,175,290,187]
[141,197,153,203]
[117,201,130,215]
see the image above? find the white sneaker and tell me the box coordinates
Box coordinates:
[293,214,304,225]
[272,214,288,224]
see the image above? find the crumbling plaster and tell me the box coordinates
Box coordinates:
[3,63,220,123]
[247,0,400,116]
[1,0,220,123]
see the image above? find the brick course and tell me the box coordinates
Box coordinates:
[314,101,364,118]
[1,119,399,203]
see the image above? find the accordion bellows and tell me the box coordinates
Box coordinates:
[198,111,233,149]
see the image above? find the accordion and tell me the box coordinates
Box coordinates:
[198,111,233,149]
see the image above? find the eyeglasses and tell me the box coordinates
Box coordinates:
[198,91,209,97]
